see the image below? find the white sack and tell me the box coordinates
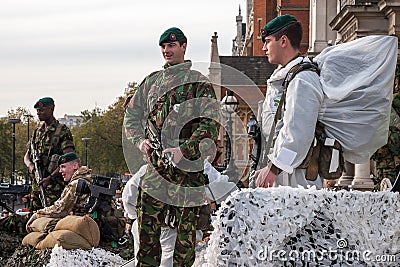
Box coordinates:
[204,160,238,204]
[121,164,147,220]
[314,35,397,163]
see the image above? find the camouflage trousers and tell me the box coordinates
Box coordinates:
[375,166,400,190]
[136,191,198,267]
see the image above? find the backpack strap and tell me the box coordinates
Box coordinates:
[278,61,320,120]
[282,61,320,90]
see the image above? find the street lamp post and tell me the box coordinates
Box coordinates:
[82,138,91,167]
[221,90,239,181]
[8,118,21,184]
[23,114,34,142]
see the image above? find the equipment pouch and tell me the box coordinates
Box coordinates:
[298,122,345,181]
[318,137,345,180]
[48,154,60,174]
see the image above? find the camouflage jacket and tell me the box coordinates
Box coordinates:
[124,61,219,171]
[371,92,400,182]
[29,118,74,173]
[35,166,93,218]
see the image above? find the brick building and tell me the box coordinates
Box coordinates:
[210,0,400,185]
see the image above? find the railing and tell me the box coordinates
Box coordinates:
[340,0,379,10]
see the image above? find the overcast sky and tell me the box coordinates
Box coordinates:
[0,0,246,118]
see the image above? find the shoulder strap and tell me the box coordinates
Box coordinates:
[277,61,320,122]
[282,61,320,89]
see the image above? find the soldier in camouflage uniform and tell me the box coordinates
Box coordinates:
[371,91,400,189]
[25,152,92,232]
[124,27,219,266]
[24,97,75,211]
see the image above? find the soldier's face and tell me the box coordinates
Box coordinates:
[161,41,186,65]
[36,106,54,121]
[262,35,283,65]
[59,161,78,182]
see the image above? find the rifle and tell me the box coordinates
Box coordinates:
[30,141,47,207]
[145,119,176,168]
[0,183,32,213]
[247,115,262,187]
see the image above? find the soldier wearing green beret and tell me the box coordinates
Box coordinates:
[25,152,93,232]
[252,14,324,189]
[24,97,75,211]
[124,27,219,266]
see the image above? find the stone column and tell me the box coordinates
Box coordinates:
[350,162,375,191]
[336,161,355,189]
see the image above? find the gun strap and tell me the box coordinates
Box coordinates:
[260,59,320,169]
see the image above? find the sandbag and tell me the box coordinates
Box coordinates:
[314,35,398,163]
[54,215,100,247]
[22,232,47,247]
[28,217,59,233]
[36,229,91,250]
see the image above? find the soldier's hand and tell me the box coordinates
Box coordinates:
[254,166,278,188]
[139,139,153,155]
[28,164,35,174]
[39,176,51,188]
[26,213,37,233]
[163,147,183,164]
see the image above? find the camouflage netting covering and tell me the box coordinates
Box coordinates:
[200,187,400,266]
[0,230,134,266]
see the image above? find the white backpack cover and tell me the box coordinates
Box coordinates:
[314,35,398,163]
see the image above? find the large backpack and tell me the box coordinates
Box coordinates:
[314,35,397,164]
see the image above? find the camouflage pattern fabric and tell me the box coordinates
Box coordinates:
[372,92,400,189]
[35,166,92,218]
[29,119,74,211]
[0,214,28,235]
[124,61,219,267]
[136,190,198,267]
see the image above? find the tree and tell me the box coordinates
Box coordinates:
[0,107,37,183]
[0,81,143,182]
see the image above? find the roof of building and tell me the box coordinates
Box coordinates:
[219,56,276,86]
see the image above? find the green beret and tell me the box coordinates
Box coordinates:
[159,27,186,46]
[34,97,54,108]
[262,14,297,39]
[58,152,79,165]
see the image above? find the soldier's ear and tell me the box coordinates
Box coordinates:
[72,161,80,170]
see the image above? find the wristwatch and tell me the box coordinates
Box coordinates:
[270,164,282,176]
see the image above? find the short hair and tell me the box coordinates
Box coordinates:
[272,22,302,49]
[178,37,187,46]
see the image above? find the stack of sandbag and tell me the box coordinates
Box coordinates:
[23,217,59,247]
[23,215,100,250]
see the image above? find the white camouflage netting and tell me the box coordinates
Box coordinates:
[198,187,400,266]
[46,245,126,267]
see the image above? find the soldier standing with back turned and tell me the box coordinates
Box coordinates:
[24,97,75,211]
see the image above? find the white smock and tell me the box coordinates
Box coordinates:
[262,57,323,188]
